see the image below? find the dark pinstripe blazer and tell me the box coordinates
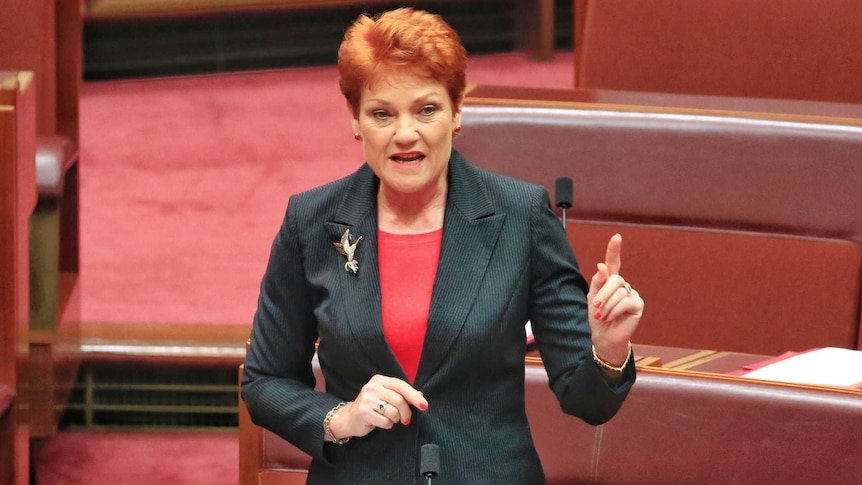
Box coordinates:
[242,150,634,484]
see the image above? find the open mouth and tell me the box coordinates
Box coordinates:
[390,153,425,165]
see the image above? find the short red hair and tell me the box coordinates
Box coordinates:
[338,8,467,117]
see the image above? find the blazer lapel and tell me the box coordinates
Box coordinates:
[414,153,506,388]
[325,165,406,380]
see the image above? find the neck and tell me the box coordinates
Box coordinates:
[377,184,447,234]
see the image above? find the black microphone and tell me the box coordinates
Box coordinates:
[555,177,573,230]
[420,443,440,484]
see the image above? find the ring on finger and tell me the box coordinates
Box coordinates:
[623,282,633,294]
[376,400,388,415]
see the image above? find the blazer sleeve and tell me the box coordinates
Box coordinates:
[527,187,635,425]
[241,196,344,463]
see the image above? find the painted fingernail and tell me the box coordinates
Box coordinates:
[602,316,609,322]
[419,402,428,411]
[594,311,602,319]
[594,300,602,308]
[404,418,411,426]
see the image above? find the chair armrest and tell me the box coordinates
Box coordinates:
[0,385,14,419]
[35,134,77,198]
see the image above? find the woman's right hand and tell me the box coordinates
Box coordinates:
[327,374,428,441]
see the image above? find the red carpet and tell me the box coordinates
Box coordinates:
[79,51,575,326]
[34,431,238,485]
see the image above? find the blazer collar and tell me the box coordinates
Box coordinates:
[326,151,505,387]
[415,151,504,388]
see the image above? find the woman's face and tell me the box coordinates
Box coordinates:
[352,71,461,200]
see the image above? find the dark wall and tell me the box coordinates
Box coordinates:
[83,1,574,81]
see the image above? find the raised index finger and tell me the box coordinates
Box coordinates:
[605,234,623,276]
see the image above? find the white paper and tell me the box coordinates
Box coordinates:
[741,347,862,387]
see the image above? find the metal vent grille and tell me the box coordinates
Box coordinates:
[61,361,239,430]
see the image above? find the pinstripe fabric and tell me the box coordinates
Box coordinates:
[242,150,634,484]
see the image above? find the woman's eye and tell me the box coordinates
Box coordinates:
[420,105,437,116]
[372,110,389,120]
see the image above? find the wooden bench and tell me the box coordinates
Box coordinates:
[82,0,557,61]
[0,0,83,439]
[454,85,862,355]
[573,0,862,103]
[238,350,862,484]
[1,70,38,485]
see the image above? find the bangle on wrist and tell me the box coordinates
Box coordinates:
[323,401,351,444]
[592,343,632,373]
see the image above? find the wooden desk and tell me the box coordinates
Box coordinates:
[464,84,862,123]
[528,344,773,375]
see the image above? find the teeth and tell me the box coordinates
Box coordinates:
[392,155,424,163]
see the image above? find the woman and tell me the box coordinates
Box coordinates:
[242,7,643,484]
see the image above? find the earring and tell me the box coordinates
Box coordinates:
[454,126,462,135]
[353,133,361,141]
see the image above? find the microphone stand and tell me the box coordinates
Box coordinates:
[559,204,569,230]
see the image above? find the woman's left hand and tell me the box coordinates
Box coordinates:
[587,234,644,366]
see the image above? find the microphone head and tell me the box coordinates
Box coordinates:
[555,177,573,209]
[420,443,440,478]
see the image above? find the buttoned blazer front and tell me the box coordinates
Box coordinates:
[242,150,634,484]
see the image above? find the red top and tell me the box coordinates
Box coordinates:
[378,228,443,383]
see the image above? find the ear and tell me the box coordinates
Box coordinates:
[453,107,462,131]
[347,100,360,133]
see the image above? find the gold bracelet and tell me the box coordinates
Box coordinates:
[591,343,632,373]
[323,401,351,444]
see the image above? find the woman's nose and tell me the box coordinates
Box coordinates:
[393,116,419,144]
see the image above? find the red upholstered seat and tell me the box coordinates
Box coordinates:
[575,0,862,104]
[455,91,862,355]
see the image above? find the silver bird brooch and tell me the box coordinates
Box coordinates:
[334,229,362,274]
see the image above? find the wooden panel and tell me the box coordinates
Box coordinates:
[0,70,36,485]
[0,1,57,135]
[239,364,264,485]
[55,0,82,143]
[0,100,17,485]
[1,1,82,440]
[26,343,57,437]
